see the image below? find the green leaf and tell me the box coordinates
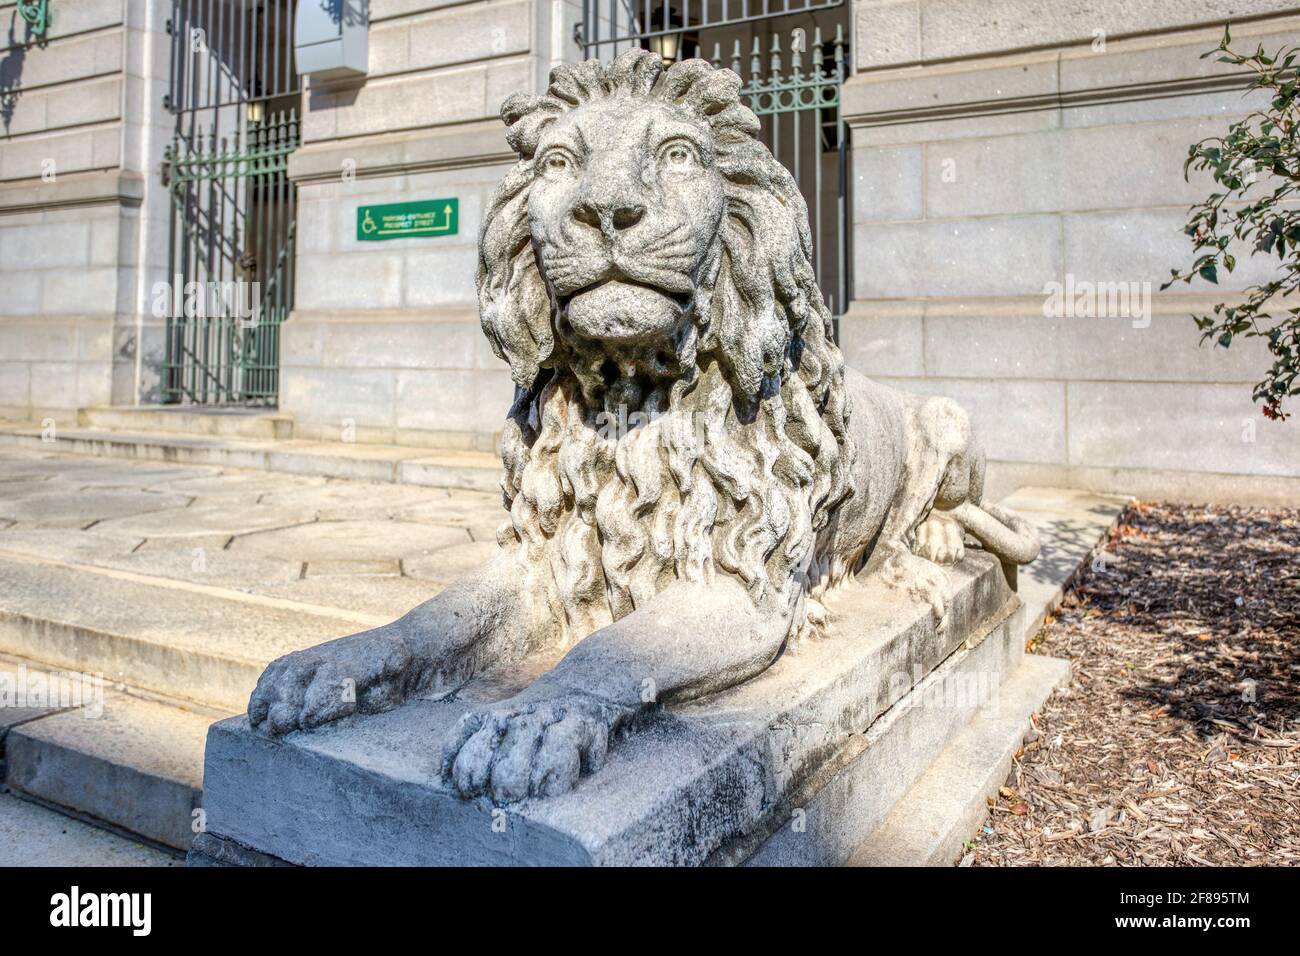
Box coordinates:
[1167,29,1300,420]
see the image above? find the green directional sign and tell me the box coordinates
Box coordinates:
[357,198,458,241]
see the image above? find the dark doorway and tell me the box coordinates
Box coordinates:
[163,0,302,405]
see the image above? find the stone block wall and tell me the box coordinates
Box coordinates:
[278,0,581,445]
[0,0,171,423]
[842,4,1300,503]
[283,153,515,448]
[7,0,1297,504]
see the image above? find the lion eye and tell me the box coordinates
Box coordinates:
[658,141,698,170]
[540,150,575,176]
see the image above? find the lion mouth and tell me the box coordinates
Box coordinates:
[558,272,693,312]
[559,278,693,346]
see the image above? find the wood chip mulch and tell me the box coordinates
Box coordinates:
[968,501,1300,866]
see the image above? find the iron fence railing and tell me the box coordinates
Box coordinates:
[720,24,850,321]
[580,3,852,333]
[162,112,299,405]
[167,0,300,115]
[163,0,300,406]
[580,0,844,60]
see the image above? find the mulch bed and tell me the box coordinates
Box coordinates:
[968,501,1300,866]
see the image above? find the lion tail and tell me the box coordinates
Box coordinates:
[948,500,1041,566]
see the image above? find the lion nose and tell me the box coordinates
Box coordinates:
[571,199,645,235]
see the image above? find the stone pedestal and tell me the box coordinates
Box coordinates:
[192,553,1066,866]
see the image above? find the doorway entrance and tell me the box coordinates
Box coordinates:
[162,0,302,405]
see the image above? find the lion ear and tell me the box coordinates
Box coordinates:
[478,169,554,389]
[501,93,562,159]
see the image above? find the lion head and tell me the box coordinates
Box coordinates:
[478,49,855,641]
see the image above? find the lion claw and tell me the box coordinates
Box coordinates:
[880,545,950,626]
[248,630,418,736]
[440,691,631,804]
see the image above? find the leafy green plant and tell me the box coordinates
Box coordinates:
[1163,26,1300,420]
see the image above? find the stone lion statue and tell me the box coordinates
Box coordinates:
[248,50,1039,805]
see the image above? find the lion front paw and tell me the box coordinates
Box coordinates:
[439,691,634,804]
[248,631,417,736]
[880,544,950,626]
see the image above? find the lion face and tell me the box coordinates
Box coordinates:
[477,50,824,405]
[527,96,725,366]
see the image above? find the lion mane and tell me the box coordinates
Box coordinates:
[477,50,856,642]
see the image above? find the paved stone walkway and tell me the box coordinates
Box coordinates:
[0,446,504,619]
[0,446,509,864]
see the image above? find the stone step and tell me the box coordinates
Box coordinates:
[2,677,224,852]
[0,550,377,711]
[78,405,295,441]
[847,653,1070,866]
[0,424,501,492]
[0,789,180,866]
[1,656,222,855]
[738,589,1031,866]
[729,490,1122,867]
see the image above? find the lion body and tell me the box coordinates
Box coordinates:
[248,50,1041,804]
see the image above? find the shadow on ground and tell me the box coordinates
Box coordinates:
[1075,503,1300,729]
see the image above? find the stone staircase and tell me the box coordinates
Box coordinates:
[2,677,216,852]
[0,424,1131,863]
[0,549,382,855]
[0,406,502,492]
[0,418,503,859]
[0,549,383,713]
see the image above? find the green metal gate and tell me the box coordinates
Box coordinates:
[726,26,849,323]
[582,1,852,324]
[163,0,301,406]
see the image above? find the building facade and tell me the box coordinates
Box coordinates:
[839,1,1300,504]
[1,0,1298,501]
